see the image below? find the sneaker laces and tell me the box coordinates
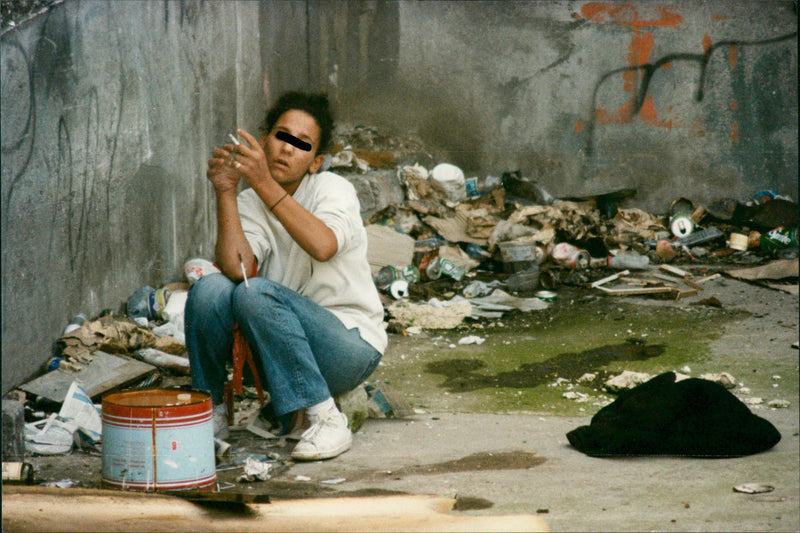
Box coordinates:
[299,411,345,442]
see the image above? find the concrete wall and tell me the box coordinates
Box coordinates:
[1,1,797,394]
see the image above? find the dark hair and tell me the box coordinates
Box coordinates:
[261,92,334,154]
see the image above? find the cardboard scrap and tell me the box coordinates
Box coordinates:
[57,315,157,363]
[366,224,415,274]
[726,259,799,281]
[423,211,487,246]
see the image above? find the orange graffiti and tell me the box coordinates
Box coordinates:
[579,2,683,27]
[580,3,689,134]
[594,103,634,125]
[730,121,739,143]
[729,43,738,69]
[731,100,738,111]
[594,94,674,130]
[575,119,585,132]
[702,35,712,53]
[629,30,655,65]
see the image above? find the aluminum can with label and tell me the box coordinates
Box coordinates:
[550,242,590,269]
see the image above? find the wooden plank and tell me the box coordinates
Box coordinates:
[652,272,682,284]
[659,264,691,277]
[675,288,699,301]
[18,351,157,403]
[2,486,550,533]
[590,270,630,288]
[683,275,703,291]
[696,273,721,284]
[595,285,674,295]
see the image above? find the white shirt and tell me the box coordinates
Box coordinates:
[238,171,387,354]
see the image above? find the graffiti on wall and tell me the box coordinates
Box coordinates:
[575,3,797,158]
[1,13,122,289]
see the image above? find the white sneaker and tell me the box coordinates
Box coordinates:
[212,404,229,440]
[291,411,352,461]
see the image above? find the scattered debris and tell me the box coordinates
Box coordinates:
[733,483,775,494]
[767,399,790,409]
[699,372,736,389]
[604,371,653,393]
[236,456,273,482]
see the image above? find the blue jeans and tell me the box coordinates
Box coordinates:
[185,274,382,417]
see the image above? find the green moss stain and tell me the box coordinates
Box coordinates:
[372,298,748,416]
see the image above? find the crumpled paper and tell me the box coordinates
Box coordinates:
[236,457,273,482]
[56,314,157,363]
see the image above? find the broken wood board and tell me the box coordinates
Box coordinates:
[595,285,675,296]
[696,273,721,284]
[659,264,692,277]
[2,486,550,533]
[590,269,630,288]
[18,351,156,403]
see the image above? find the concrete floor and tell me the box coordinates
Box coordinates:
[11,267,800,532]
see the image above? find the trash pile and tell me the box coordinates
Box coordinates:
[4,123,797,486]
[325,124,798,331]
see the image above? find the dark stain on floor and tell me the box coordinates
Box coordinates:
[391,450,546,476]
[426,340,665,392]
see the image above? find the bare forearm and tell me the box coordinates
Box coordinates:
[214,190,256,280]
[250,181,338,261]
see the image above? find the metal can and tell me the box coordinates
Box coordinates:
[374,265,420,289]
[429,257,465,281]
[669,213,695,238]
[389,279,410,299]
[550,242,590,269]
[413,238,441,279]
[2,462,34,485]
[425,258,442,280]
[760,227,797,254]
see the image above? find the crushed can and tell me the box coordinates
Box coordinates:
[413,238,442,279]
[760,227,797,255]
[374,265,420,289]
[426,257,465,281]
[550,242,590,269]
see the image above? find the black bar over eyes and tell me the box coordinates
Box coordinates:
[276,130,312,152]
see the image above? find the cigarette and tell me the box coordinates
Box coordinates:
[228,134,240,163]
[238,252,250,288]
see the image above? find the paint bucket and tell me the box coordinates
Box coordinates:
[101,388,216,492]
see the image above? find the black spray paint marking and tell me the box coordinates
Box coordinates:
[276,130,312,152]
[582,31,797,160]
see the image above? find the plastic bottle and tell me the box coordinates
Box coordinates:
[608,253,650,270]
[506,265,540,292]
[62,313,88,335]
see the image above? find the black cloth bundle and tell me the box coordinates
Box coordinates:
[567,372,781,457]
